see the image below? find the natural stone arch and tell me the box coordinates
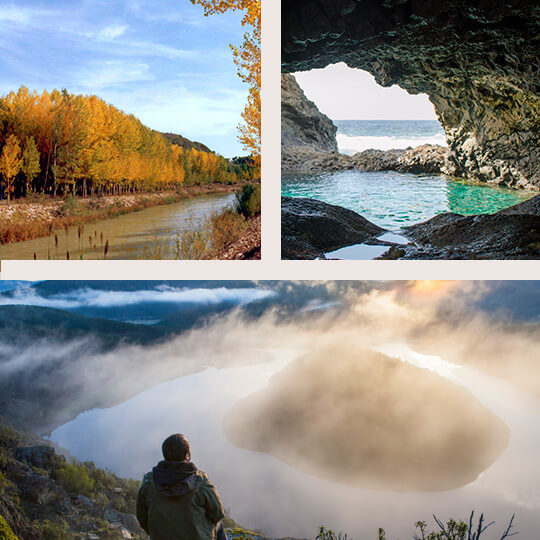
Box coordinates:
[282,0,540,189]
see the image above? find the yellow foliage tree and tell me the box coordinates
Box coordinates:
[191,0,261,161]
[22,135,41,194]
[0,134,22,202]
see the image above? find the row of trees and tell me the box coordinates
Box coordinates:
[0,87,257,201]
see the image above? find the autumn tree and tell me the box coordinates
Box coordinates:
[0,134,22,202]
[0,86,258,199]
[22,135,41,193]
[191,0,261,161]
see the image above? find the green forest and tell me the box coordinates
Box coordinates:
[0,87,258,201]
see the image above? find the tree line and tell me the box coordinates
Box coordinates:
[0,87,257,201]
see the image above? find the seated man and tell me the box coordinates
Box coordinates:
[136,433,227,540]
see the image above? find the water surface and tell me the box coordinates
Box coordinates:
[0,193,234,260]
[50,346,540,539]
[282,171,533,231]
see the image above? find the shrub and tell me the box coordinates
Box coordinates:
[57,193,81,217]
[235,184,261,217]
[33,519,73,540]
[0,515,18,540]
[56,463,95,496]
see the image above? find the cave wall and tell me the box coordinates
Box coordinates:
[282,0,540,189]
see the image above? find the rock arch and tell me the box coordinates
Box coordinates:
[282,0,540,189]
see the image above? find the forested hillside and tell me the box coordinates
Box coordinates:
[0,87,258,201]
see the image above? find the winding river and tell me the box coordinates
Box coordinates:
[49,345,540,539]
[0,192,234,260]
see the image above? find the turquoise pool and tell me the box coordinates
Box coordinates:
[282,171,534,231]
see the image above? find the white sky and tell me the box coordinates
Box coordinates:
[294,63,438,121]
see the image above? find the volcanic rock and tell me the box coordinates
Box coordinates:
[281,196,386,259]
[282,0,540,189]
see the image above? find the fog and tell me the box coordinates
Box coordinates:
[2,281,539,537]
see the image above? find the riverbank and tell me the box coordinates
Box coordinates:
[0,184,242,245]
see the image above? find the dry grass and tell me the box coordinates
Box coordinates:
[0,184,239,245]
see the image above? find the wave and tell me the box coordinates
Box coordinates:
[337,133,447,154]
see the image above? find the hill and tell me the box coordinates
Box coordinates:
[160,132,213,153]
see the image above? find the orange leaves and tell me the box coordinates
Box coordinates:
[0,134,22,202]
[191,0,260,161]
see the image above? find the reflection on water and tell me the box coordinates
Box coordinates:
[0,193,234,260]
[282,171,533,230]
[49,347,540,539]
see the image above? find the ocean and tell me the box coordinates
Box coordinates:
[334,119,446,154]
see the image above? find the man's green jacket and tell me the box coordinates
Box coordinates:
[136,461,225,540]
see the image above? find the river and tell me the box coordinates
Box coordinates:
[0,192,234,260]
[49,345,540,539]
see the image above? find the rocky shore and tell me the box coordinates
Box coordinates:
[282,143,448,174]
[282,195,540,260]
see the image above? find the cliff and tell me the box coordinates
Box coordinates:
[281,74,338,152]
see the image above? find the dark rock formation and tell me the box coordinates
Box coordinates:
[281,196,386,258]
[282,143,447,173]
[282,0,540,189]
[282,194,540,259]
[281,74,338,151]
[403,194,540,259]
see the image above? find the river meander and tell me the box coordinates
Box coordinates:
[49,346,540,539]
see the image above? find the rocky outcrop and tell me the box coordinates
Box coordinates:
[282,144,447,174]
[282,195,540,259]
[281,74,338,152]
[282,0,540,189]
[281,196,386,258]
[403,194,540,259]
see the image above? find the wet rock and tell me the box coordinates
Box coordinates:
[281,74,338,152]
[402,196,540,259]
[281,196,386,259]
[282,0,540,189]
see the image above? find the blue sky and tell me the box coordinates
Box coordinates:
[0,0,248,157]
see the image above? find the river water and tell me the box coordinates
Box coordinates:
[49,346,540,539]
[0,192,234,260]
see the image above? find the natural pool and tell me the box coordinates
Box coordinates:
[282,171,534,231]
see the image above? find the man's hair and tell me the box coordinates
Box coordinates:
[162,434,191,462]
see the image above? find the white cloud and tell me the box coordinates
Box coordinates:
[0,5,34,25]
[76,61,153,89]
[0,286,276,309]
[94,24,129,41]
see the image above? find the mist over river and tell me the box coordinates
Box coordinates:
[50,345,540,539]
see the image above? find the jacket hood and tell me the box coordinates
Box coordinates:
[152,461,199,497]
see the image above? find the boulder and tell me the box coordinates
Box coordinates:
[281,196,386,259]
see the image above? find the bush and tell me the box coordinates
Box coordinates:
[235,184,261,217]
[33,519,73,540]
[56,193,81,217]
[0,515,18,540]
[56,463,95,496]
